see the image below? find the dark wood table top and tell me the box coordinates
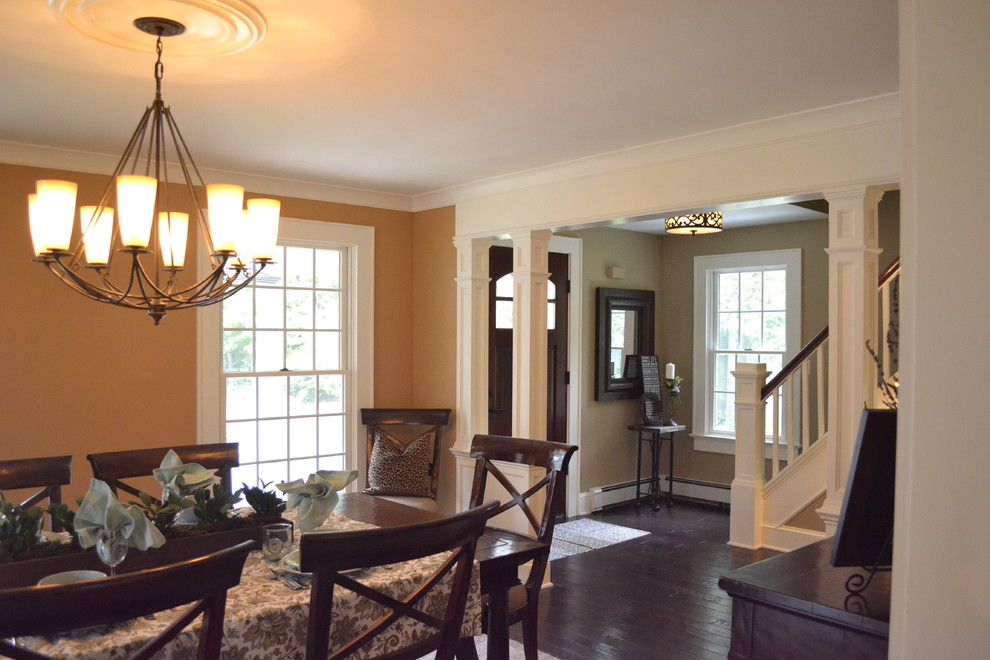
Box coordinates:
[335,493,548,591]
[718,537,891,637]
[627,424,687,432]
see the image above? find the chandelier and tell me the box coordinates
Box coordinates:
[27,17,279,325]
[664,211,723,235]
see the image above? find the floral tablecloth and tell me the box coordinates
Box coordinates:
[22,513,482,659]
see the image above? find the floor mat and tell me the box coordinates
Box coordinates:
[549,518,650,561]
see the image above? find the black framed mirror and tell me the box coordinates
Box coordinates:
[594,288,656,401]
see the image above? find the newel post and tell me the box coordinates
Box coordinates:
[729,363,770,549]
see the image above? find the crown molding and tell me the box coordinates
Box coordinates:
[414,93,900,211]
[0,140,415,212]
[5,92,899,215]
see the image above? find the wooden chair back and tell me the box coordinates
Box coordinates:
[360,408,451,501]
[300,500,497,660]
[86,443,239,503]
[0,455,72,531]
[0,540,254,660]
[467,434,578,544]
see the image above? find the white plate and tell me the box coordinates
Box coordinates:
[38,569,107,585]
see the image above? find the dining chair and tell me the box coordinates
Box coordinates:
[462,434,578,660]
[360,408,452,512]
[0,539,254,660]
[0,455,73,531]
[86,443,239,502]
[300,500,498,660]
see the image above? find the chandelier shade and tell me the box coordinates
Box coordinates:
[664,211,723,235]
[27,18,279,325]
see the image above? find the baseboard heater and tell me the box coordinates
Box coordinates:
[589,477,731,511]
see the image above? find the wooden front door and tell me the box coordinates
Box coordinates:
[488,246,569,444]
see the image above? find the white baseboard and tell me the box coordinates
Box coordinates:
[585,475,731,513]
[760,524,827,552]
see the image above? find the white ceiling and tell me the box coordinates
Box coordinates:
[0,1,898,220]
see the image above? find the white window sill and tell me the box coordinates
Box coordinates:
[692,433,792,458]
[692,434,737,455]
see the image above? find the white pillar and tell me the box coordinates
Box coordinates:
[729,363,769,549]
[818,186,883,533]
[452,236,492,511]
[509,229,551,440]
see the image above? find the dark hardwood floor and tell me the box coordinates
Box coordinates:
[515,499,778,660]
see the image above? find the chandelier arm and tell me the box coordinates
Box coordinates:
[161,107,217,263]
[130,253,234,307]
[152,102,170,285]
[65,105,156,272]
[162,260,246,305]
[140,263,266,312]
[44,257,133,305]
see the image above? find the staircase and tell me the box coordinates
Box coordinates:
[729,260,899,551]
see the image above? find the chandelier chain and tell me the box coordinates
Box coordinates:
[154,33,165,99]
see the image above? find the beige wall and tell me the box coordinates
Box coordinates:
[0,163,456,505]
[557,227,665,489]
[562,194,899,495]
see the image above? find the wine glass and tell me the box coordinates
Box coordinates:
[96,531,128,577]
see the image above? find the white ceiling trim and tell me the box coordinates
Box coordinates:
[0,139,415,212]
[413,93,901,212]
[3,92,899,216]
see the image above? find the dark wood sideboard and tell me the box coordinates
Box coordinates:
[718,537,890,659]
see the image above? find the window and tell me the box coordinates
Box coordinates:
[692,249,800,454]
[493,273,557,330]
[198,219,374,488]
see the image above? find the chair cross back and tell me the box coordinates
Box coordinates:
[466,434,578,660]
[468,434,578,543]
[0,455,72,531]
[0,540,254,660]
[300,500,497,660]
[86,443,239,503]
[360,408,451,501]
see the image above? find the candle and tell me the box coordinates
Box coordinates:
[665,363,675,380]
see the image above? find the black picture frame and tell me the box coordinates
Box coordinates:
[594,288,655,401]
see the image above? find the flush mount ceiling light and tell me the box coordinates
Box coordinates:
[28,17,279,325]
[664,211,723,235]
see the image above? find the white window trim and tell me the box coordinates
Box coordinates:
[691,248,801,455]
[197,218,375,480]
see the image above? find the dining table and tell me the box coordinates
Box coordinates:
[18,493,545,660]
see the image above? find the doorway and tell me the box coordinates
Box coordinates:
[488,245,569,444]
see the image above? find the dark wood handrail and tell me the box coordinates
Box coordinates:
[759,257,900,401]
[878,257,901,287]
[761,326,829,400]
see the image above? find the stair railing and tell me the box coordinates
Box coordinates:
[730,259,899,548]
[760,327,829,480]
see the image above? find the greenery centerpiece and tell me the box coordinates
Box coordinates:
[662,375,683,425]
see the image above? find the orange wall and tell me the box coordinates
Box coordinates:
[0,163,453,503]
[410,206,458,512]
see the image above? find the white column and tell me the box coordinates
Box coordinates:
[509,229,552,440]
[729,363,769,549]
[818,186,883,533]
[452,236,491,511]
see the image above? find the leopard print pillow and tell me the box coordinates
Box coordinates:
[363,428,434,498]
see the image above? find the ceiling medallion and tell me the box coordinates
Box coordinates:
[47,0,266,56]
